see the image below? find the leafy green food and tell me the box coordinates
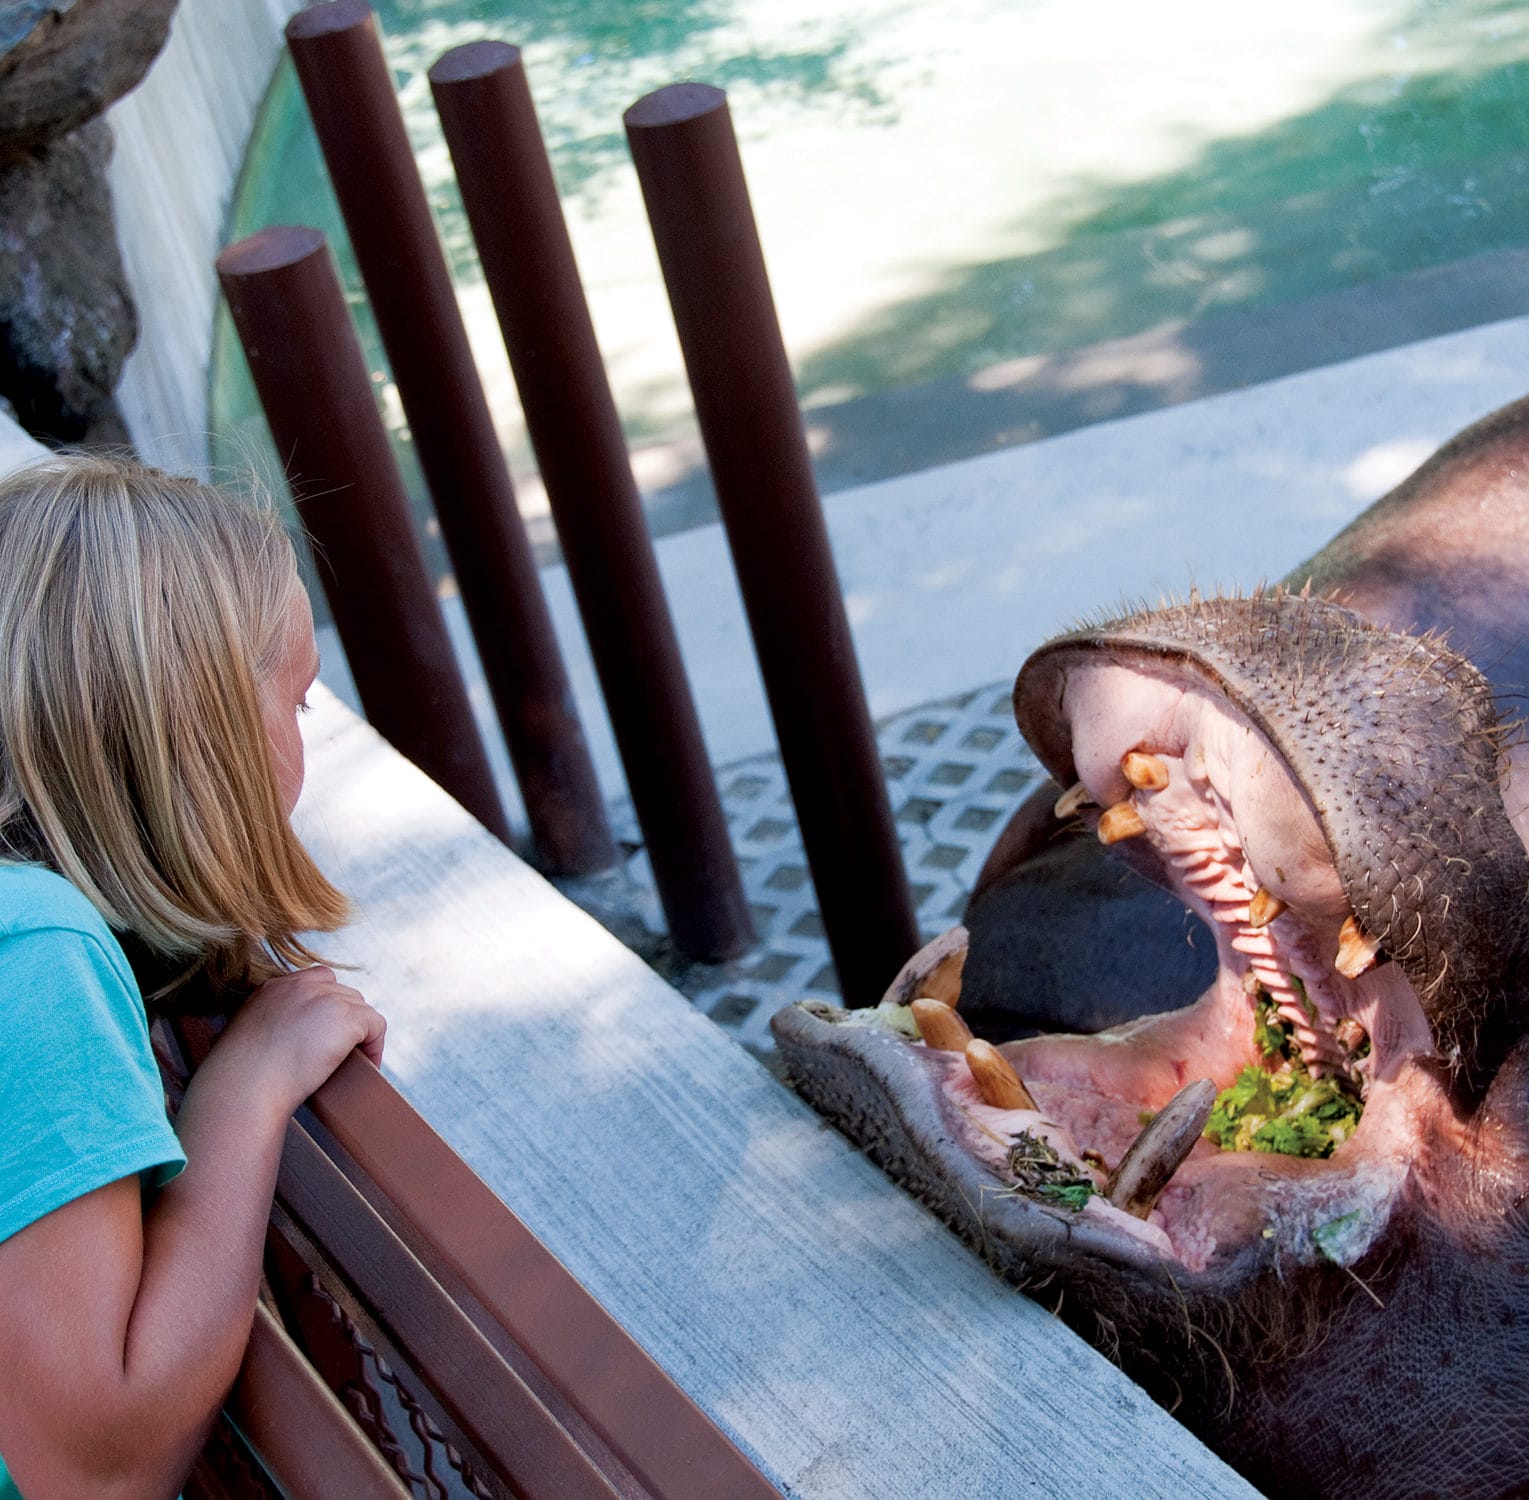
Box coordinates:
[1205,1064,1363,1158]
[872,1001,920,1039]
[1005,1130,1097,1210]
[1312,1210,1364,1261]
[1252,1001,1289,1060]
[1036,1181,1096,1211]
[1205,980,1364,1158]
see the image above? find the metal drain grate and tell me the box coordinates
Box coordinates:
[604,682,1046,1055]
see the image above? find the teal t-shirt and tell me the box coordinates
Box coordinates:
[0,862,187,1498]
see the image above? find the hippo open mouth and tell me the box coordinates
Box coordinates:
[772,588,1529,1340]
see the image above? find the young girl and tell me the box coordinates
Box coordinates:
[0,454,387,1498]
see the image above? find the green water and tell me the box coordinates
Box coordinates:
[213,0,1529,533]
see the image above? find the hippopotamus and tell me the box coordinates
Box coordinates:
[771,394,1529,1499]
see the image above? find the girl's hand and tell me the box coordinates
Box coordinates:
[214,965,386,1117]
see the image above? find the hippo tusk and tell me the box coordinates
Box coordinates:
[1098,802,1148,845]
[1104,1079,1217,1220]
[912,998,974,1052]
[1248,886,1288,929]
[1335,915,1382,979]
[1054,780,1095,819]
[1121,750,1171,791]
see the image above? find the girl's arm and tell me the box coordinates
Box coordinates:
[0,966,385,1500]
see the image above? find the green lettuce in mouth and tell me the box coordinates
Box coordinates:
[1204,984,1365,1159]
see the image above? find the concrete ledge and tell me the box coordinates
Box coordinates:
[295,683,1258,1499]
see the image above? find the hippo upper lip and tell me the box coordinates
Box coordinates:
[1016,589,1529,1098]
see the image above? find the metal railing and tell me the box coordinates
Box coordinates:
[223,0,915,990]
[163,1023,779,1500]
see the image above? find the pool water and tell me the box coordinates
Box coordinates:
[213,0,1529,549]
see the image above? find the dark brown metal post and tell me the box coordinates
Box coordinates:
[217,226,511,844]
[284,0,615,877]
[624,84,918,1005]
[428,42,752,962]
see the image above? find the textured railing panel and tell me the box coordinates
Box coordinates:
[228,1304,415,1500]
[305,1057,781,1500]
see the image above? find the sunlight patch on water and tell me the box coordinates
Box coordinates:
[219,0,1529,489]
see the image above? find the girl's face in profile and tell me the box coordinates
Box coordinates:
[259,591,321,817]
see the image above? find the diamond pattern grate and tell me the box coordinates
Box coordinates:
[603,682,1046,1056]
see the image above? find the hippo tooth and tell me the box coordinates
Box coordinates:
[1334,915,1382,979]
[964,1039,1038,1110]
[1104,1079,1217,1220]
[912,998,974,1052]
[1053,780,1095,819]
[1248,886,1288,929]
[1335,1016,1368,1053]
[917,948,965,1009]
[1097,802,1148,845]
[1120,750,1170,791]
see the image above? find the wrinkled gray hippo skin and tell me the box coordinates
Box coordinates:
[962,393,1529,1038]
[771,396,1529,1499]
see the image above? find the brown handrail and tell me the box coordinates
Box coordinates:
[275,1117,629,1500]
[306,1056,780,1499]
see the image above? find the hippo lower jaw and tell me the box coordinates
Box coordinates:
[772,787,1426,1296]
[772,592,1524,1304]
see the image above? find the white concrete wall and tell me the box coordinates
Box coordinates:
[105,0,304,476]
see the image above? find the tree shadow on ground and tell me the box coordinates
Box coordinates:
[376,0,905,276]
[608,45,1529,540]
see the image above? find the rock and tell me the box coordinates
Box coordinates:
[0,118,136,442]
[0,0,178,158]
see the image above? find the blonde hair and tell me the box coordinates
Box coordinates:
[0,452,347,989]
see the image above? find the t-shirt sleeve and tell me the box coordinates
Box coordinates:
[0,923,186,1245]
